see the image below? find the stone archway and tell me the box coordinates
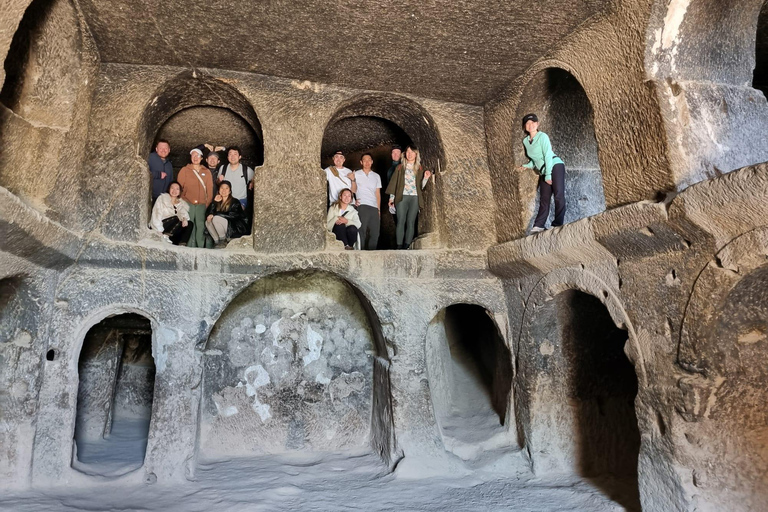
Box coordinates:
[516,270,643,509]
[322,93,446,248]
[72,312,155,477]
[425,303,514,459]
[198,270,397,465]
[514,67,606,231]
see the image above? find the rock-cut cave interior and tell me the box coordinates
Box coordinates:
[0,0,767,510]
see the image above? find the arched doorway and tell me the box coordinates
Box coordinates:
[72,313,155,476]
[521,288,640,509]
[515,67,605,231]
[425,304,513,458]
[321,94,445,249]
[199,270,396,464]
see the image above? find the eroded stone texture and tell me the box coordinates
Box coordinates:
[201,272,375,458]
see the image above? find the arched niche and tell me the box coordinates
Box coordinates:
[515,67,606,231]
[425,304,514,459]
[154,106,263,172]
[755,1,768,96]
[519,287,640,510]
[321,94,445,248]
[72,313,155,477]
[199,270,396,465]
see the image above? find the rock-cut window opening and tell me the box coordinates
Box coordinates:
[321,115,413,250]
[755,1,768,97]
[426,304,513,452]
[72,313,155,477]
[517,68,606,229]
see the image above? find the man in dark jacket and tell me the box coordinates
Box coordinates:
[386,145,402,183]
[148,139,173,203]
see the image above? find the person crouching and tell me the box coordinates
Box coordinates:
[204,180,248,247]
[326,188,360,250]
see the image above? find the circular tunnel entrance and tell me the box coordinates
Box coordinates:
[516,68,606,229]
[322,94,445,250]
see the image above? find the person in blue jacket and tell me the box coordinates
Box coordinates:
[148,139,173,204]
[519,113,566,233]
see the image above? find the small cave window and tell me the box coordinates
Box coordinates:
[321,116,412,250]
[517,68,606,230]
[73,313,154,476]
[754,1,768,97]
[426,304,513,452]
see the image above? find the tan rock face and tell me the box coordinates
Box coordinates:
[0,0,767,510]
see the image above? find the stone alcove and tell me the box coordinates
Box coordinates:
[72,313,155,477]
[321,93,445,249]
[199,270,396,465]
[425,303,514,460]
[518,283,641,510]
[514,67,606,231]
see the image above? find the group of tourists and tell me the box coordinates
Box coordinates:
[324,144,432,250]
[149,141,253,247]
[148,112,564,249]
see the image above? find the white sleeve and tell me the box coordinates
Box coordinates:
[151,197,165,232]
[177,200,190,222]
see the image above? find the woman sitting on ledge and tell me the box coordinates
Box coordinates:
[150,181,193,245]
[205,180,248,247]
[326,188,360,250]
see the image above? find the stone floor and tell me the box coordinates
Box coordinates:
[0,451,640,511]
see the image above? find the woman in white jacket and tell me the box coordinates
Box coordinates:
[151,181,194,245]
[326,188,361,250]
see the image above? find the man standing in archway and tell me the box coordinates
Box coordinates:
[148,140,173,204]
[354,153,382,250]
[217,146,254,209]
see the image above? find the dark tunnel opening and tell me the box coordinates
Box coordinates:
[556,289,640,510]
[428,304,513,450]
[73,313,155,477]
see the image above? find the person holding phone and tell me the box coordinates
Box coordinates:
[326,188,361,250]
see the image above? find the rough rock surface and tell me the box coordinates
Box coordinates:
[0,0,767,510]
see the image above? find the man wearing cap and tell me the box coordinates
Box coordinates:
[148,139,173,204]
[518,113,566,234]
[177,148,214,248]
[354,153,382,250]
[217,146,254,209]
[324,151,357,205]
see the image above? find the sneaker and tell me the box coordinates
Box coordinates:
[163,235,173,243]
[530,226,546,234]
[344,245,354,250]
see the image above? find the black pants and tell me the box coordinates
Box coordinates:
[332,224,358,247]
[162,217,194,245]
[357,205,380,250]
[533,163,566,228]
